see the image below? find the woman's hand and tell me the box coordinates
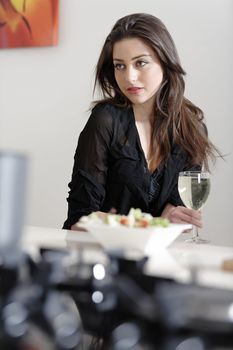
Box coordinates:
[70,223,88,231]
[161,203,203,228]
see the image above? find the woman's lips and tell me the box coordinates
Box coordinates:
[127,87,143,94]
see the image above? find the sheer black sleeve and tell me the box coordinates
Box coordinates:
[63,105,113,229]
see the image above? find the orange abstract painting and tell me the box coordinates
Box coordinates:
[0,0,58,48]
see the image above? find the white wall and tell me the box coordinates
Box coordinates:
[1,0,232,246]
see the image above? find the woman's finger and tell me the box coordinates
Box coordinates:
[169,206,203,228]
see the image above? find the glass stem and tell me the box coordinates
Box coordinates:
[192,225,198,240]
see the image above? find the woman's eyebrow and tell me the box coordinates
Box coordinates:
[113,54,152,61]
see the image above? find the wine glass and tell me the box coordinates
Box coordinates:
[178,171,210,243]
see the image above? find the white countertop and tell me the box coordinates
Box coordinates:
[21,225,233,290]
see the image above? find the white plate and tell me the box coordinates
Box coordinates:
[81,222,192,255]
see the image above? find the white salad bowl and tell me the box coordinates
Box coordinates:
[80,221,191,256]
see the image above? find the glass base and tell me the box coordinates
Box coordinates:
[185,236,210,244]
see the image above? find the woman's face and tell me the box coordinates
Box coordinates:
[113,37,163,109]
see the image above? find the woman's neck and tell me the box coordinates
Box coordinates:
[133,104,154,122]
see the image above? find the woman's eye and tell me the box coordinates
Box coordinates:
[136,60,147,67]
[114,63,125,71]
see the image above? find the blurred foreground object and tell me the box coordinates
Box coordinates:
[0,152,82,349]
[222,258,233,272]
[0,151,27,266]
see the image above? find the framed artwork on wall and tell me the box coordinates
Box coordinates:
[0,0,59,48]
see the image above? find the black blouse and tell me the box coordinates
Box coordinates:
[63,103,200,229]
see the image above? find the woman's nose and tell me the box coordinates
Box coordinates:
[125,66,138,83]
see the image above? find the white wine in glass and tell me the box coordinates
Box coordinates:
[178,171,210,243]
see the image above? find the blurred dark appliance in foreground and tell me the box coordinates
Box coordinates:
[2,243,233,350]
[57,249,233,350]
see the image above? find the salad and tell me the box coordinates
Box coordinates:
[79,208,169,228]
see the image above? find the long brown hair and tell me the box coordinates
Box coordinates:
[94,13,220,170]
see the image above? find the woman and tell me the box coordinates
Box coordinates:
[63,13,218,230]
